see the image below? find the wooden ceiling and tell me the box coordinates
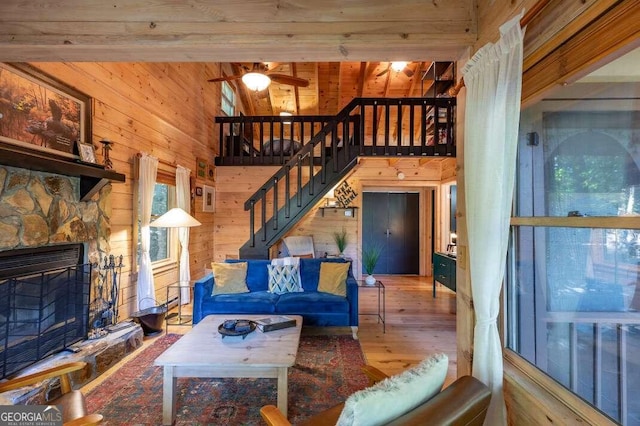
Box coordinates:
[218,61,453,117]
[0,1,475,63]
[0,1,475,117]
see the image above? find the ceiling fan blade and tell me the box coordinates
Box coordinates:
[268,74,310,87]
[376,67,390,77]
[208,74,243,83]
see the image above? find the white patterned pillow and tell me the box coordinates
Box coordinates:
[336,353,448,426]
[267,264,303,294]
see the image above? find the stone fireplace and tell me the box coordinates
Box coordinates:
[0,163,142,397]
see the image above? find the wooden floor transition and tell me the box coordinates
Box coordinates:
[82,275,457,394]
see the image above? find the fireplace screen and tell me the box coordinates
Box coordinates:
[0,245,90,379]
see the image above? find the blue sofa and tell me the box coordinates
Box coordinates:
[193,258,359,338]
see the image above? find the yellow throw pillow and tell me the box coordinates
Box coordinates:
[317,262,350,297]
[211,262,249,296]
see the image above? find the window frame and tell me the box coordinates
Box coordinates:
[221,81,235,117]
[132,162,180,275]
[500,3,640,424]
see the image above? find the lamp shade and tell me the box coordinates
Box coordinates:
[150,208,201,228]
[242,72,271,91]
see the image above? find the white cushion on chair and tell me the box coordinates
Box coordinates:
[337,353,449,426]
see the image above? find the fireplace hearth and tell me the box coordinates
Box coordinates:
[0,244,90,379]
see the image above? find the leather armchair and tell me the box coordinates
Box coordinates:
[261,366,490,426]
[0,362,103,426]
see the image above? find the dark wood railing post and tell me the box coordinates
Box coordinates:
[272,177,279,230]
[249,199,255,247]
[261,189,267,242]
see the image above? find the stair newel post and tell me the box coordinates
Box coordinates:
[284,166,291,219]
[296,155,303,208]
[273,176,279,231]
[249,199,256,247]
[261,189,267,242]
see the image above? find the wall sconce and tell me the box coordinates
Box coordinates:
[242,72,271,91]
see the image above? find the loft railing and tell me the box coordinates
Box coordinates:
[214,97,456,258]
[215,97,456,166]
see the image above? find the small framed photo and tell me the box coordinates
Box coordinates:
[207,163,215,182]
[203,185,215,213]
[76,141,96,163]
[195,186,203,197]
[196,157,207,179]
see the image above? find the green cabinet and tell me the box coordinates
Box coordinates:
[433,252,456,297]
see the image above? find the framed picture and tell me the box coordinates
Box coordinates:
[207,163,215,182]
[76,141,96,163]
[195,186,203,197]
[196,157,207,180]
[203,185,215,212]
[0,63,91,158]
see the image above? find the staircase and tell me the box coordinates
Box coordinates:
[215,97,456,259]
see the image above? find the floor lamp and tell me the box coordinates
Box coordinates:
[150,207,201,326]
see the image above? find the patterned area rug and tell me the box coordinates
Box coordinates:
[86,333,369,425]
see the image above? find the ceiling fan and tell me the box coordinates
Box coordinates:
[208,62,310,90]
[377,61,415,78]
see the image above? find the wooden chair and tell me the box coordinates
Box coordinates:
[0,362,103,426]
[260,366,491,426]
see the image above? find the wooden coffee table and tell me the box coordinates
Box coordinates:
[154,314,302,425]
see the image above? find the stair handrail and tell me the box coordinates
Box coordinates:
[243,97,362,211]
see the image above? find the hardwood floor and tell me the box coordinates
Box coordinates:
[83,275,457,393]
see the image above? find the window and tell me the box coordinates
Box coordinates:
[221,81,235,116]
[507,47,640,424]
[138,183,177,265]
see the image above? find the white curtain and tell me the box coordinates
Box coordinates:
[462,12,524,425]
[137,153,159,310]
[176,165,191,304]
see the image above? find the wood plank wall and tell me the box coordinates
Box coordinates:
[213,157,456,279]
[29,62,220,318]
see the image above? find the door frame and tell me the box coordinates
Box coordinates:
[357,181,439,278]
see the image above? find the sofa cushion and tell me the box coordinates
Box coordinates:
[268,264,303,294]
[336,353,448,426]
[204,291,278,314]
[211,262,249,295]
[317,262,350,297]
[299,258,350,292]
[226,259,270,292]
[276,292,350,314]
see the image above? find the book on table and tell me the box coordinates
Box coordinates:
[255,315,297,332]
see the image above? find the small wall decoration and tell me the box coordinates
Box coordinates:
[203,185,215,212]
[334,181,357,207]
[207,163,215,182]
[76,141,97,163]
[196,157,207,179]
[0,63,91,157]
[195,186,203,197]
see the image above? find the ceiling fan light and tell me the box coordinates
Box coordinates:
[280,111,293,123]
[390,61,408,72]
[242,72,271,91]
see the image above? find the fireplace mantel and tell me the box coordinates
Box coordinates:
[0,141,125,201]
